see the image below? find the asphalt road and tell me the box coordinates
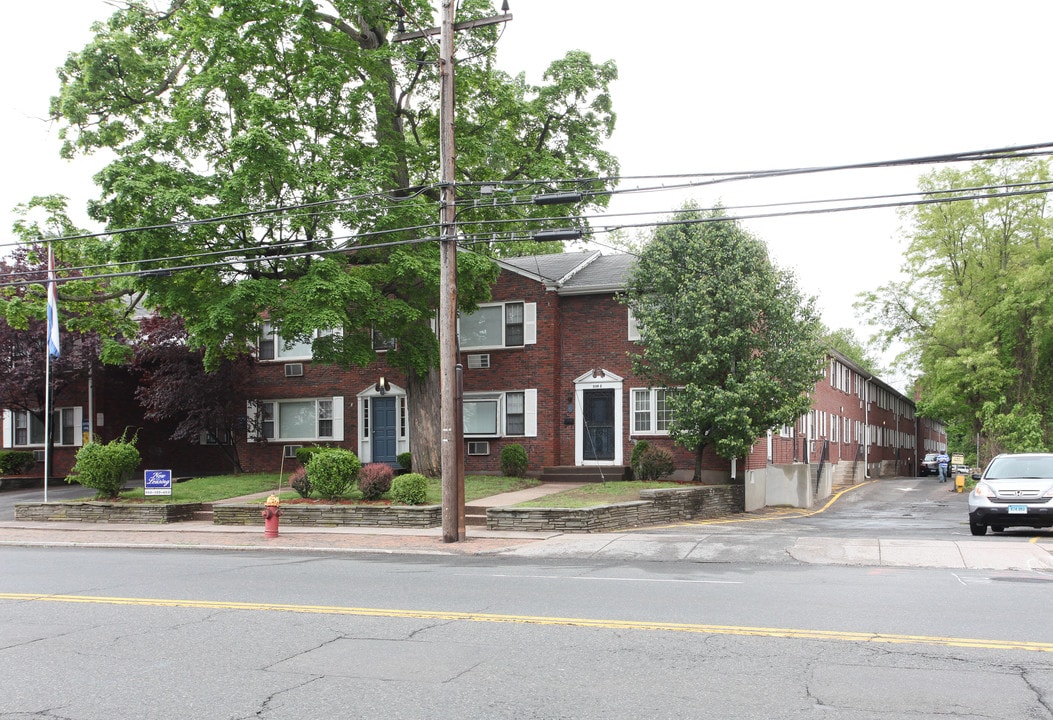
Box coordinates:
[3,473,1053,720]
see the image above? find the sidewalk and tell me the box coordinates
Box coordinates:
[1,483,1052,571]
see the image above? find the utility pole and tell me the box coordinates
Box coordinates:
[396,3,511,542]
[437,0,461,542]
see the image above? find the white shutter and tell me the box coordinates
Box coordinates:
[331,396,345,441]
[246,401,259,443]
[524,389,537,437]
[72,407,84,447]
[523,302,537,345]
[2,410,11,448]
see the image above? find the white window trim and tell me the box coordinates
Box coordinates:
[462,389,537,438]
[3,407,84,448]
[630,387,673,436]
[627,308,641,342]
[246,397,344,442]
[458,302,537,351]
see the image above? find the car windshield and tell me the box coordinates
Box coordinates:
[984,456,1053,480]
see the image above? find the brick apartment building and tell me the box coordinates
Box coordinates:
[3,250,946,507]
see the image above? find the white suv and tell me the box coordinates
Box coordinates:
[968,453,1053,536]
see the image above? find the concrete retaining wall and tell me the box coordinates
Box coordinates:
[486,485,744,533]
[15,502,203,524]
[744,463,833,511]
[213,503,443,529]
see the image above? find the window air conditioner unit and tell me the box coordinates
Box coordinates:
[33,449,46,462]
[467,354,490,369]
[284,445,302,459]
[284,363,304,377]
[467,441,490,456]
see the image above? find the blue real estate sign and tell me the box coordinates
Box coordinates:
[144,469,173,497]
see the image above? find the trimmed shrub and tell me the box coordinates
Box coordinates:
[295,445,329,467]
[0,450,35,476]
[636,445,675,481]
[500,443,528,477]
[288,466,312,498]
[305,449,361,500]
[630,440,651,479]
[358,463,394,500]
[396,452,412,473]
[68,433,141,499]
[391,472,428,505]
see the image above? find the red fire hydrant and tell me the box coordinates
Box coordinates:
[262,495,282,538]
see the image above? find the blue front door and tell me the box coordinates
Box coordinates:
[372,396,398,464]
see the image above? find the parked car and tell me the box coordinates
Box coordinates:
[920,453,940,476]
[967,453,1053,536]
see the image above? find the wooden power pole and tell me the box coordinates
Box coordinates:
[395,3,511,542]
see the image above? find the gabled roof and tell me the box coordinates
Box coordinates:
[497,250,634,295]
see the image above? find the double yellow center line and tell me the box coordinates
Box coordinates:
[3,592,1051,653]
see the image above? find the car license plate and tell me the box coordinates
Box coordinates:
[1008,504,1028,514]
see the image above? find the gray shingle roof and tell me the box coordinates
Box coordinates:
[497,250,635,294]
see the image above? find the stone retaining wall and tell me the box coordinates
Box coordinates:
[487,484,745,532]
[15,502,203,524]
[213,503,443,529]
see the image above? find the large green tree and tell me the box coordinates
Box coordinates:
[47,0,618,475]
[622,205,825,480]
[859,158,1053,458]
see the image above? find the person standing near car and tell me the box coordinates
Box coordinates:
[936,449,951,482]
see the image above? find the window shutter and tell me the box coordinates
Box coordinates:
[246,401,259,443]
[72,407,84,447]
[2,410,11,449]
[331,396,345,441]
[524,389,537,437]
[523,303,537,345]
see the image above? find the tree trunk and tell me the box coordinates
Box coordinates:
[407,367,441,477]
[693,442,706,482]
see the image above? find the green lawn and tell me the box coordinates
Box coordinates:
[104,472,539,504]
[115,473,284,503]
[512,481,692,508]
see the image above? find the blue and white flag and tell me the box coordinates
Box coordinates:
[46,245,59,358]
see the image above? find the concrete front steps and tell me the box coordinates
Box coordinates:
[192,504,214,522]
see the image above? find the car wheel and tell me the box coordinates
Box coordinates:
[969,521,987,536]
[991,526,1004,533]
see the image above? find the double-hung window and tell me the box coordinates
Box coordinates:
[459,302,535,349]
[4,407,82,448]
[249,398,343,442]
[631,388,673,435]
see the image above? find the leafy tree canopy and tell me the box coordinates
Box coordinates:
[857,158,1053,458]
[46,0,619,474]
[622,204,825,479]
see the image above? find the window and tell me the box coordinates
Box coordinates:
[505,392,525,435]
[249,397,343,442]
[462,390,536,437]
[463,397,500,436]
[631,388,673,435]
[5,407,82,447]
[459,302,536,349]
[372,329,397,351]
[258,322,336,361]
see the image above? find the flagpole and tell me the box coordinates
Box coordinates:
[44,343,52,503]
[44,241,60,503]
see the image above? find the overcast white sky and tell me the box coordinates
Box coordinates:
[3,1,1052,390]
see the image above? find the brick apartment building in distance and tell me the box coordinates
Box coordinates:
[3,250,946,509]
